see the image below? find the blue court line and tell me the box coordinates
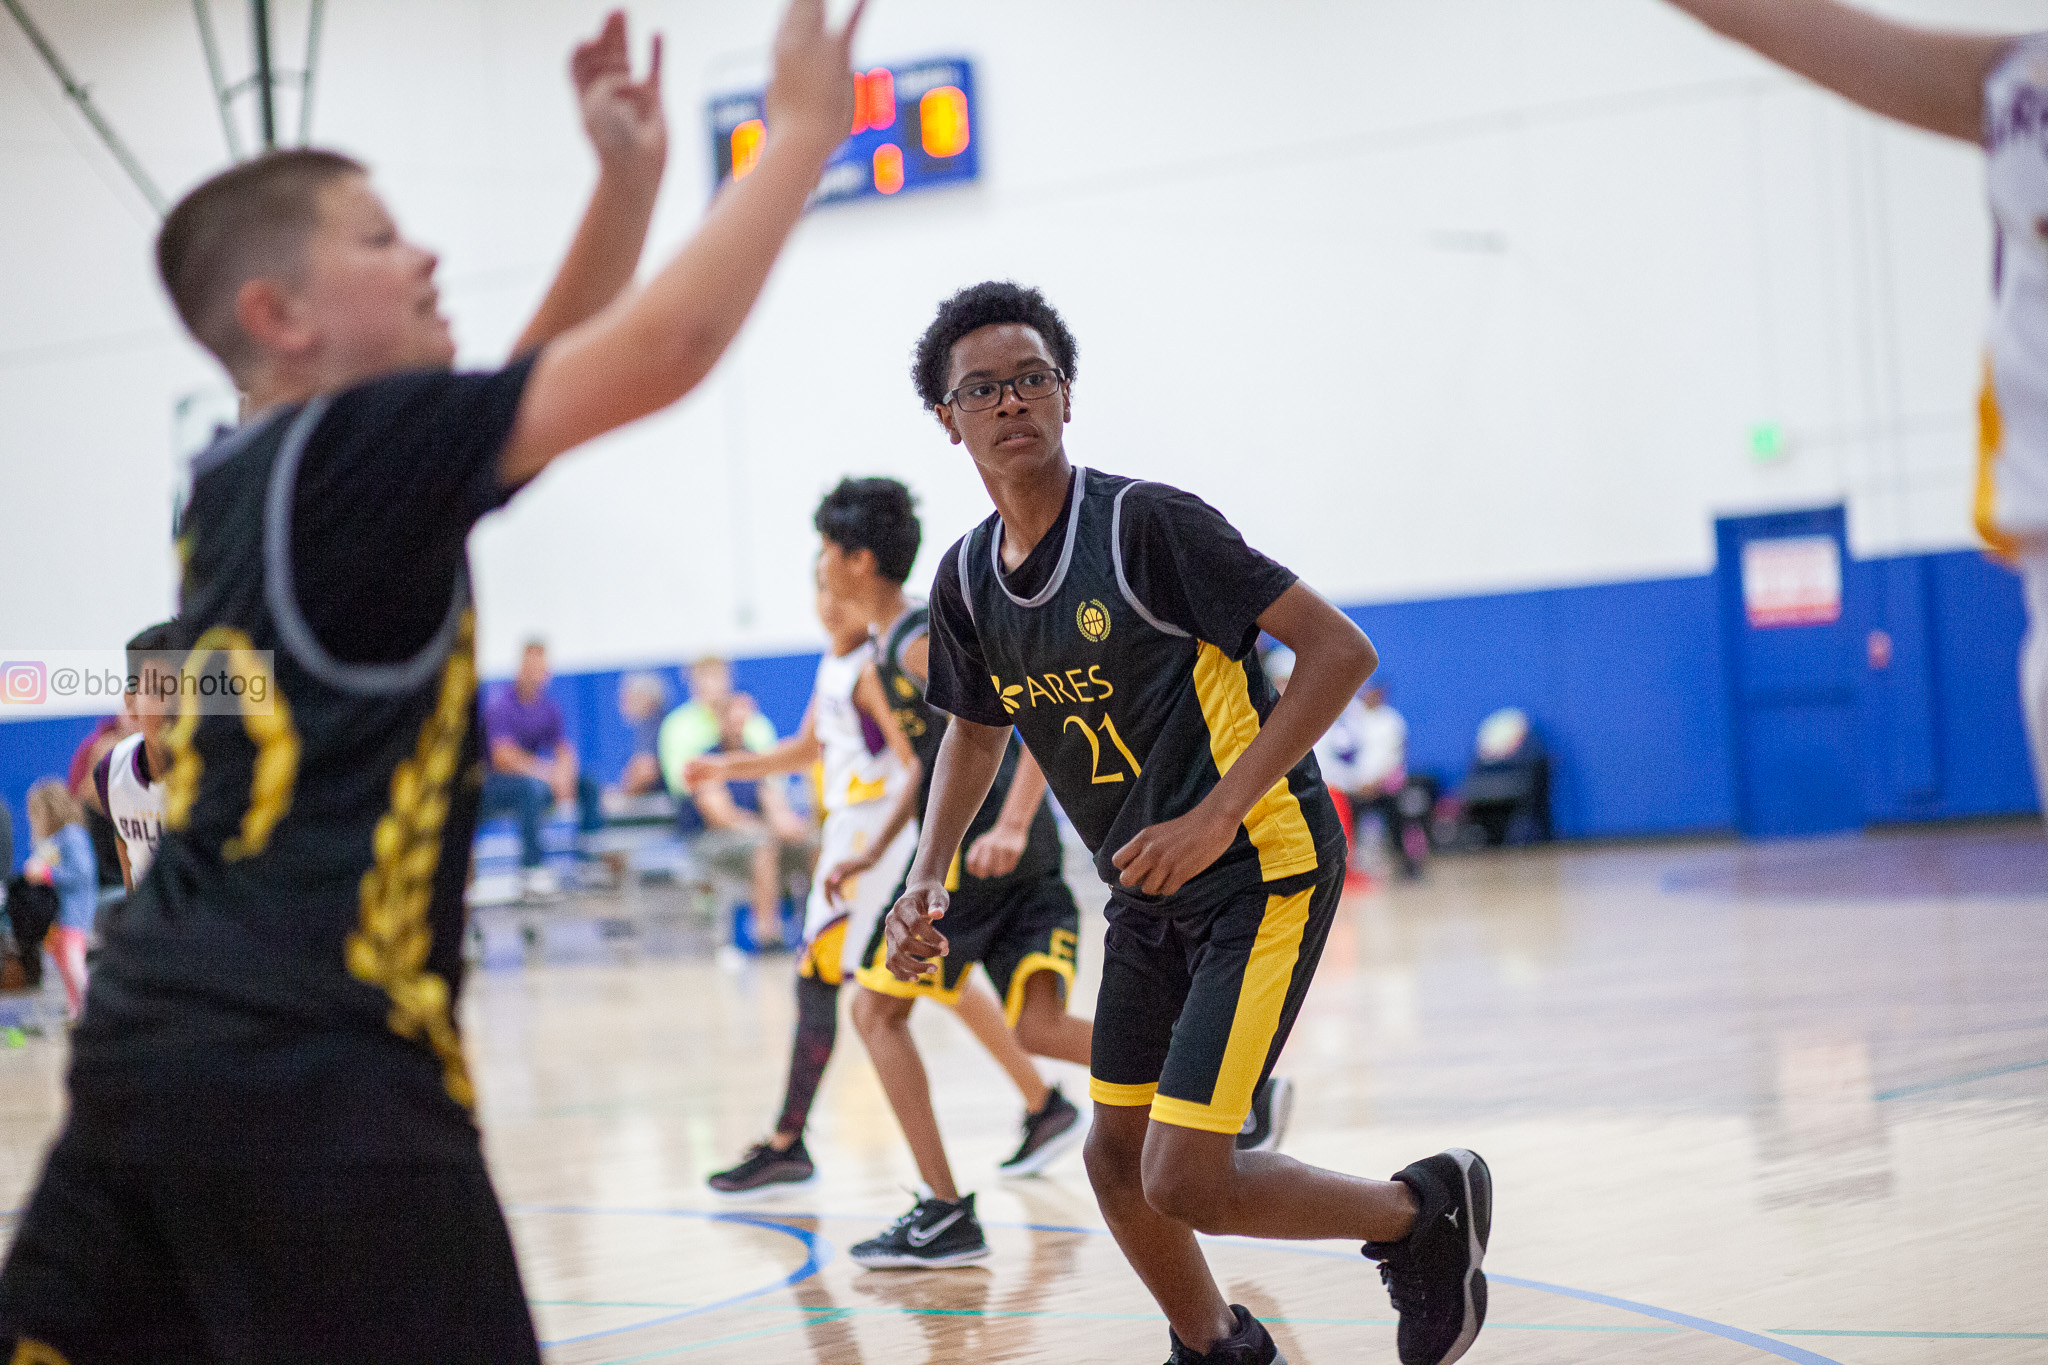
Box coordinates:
[1874,1057,2048,1101]
[1772,1329,2048,1340]
[653,1208,1851,1364]
[512,1206,833,1349]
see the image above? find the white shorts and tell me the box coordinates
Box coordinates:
[802,805,918,981]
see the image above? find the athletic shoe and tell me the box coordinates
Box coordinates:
[1362,1148,1491,1365]
[707,1139,816,1198]
[998,1085,1083,1177]
[1235,1076,1295,1153]
[849,1192,990,1269]
[1164,1303,1288,1364]
[519,867,562,902]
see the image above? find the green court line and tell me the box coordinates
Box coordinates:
[598,1309,855,1363]
[1773,1330,2048,1340]
[1874,1056,2048,1101]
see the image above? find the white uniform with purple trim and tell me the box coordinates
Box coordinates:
[101,732,166,883]
[803,642,916,975]
[1982,35,2048,812]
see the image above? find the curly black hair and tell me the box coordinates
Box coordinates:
[911,281,1079,409]
[814,477,922,584]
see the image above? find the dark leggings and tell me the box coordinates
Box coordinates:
[775,973,841,1140]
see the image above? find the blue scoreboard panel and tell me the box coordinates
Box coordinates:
[708,56,978,208]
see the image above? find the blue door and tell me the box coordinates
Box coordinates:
[1714,507,1862,837]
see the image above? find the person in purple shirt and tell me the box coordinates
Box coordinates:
[481,640,608,898]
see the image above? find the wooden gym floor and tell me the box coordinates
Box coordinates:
[0,822,2042,1362]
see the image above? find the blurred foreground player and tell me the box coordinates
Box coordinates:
[1659,0,2048,816]
[881,283,1491,1365]
[0,5,869,1360]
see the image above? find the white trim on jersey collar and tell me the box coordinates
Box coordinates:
[989,466,1090,609]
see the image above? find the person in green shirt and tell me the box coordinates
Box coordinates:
[658,656,776,793]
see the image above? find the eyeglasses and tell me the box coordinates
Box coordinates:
[940,368,1065,412]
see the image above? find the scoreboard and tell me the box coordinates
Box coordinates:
[708,57,979,208]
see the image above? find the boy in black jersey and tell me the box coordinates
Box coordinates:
[0,7,868,1361]
[883,283,1493,1365]
[805,478,1097,1268]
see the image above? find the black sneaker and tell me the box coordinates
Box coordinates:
[1165,1304,1288,1364]
[849,1192,990,1269]
[998,1085,1083,1178]
[1235,1076,1295,1153]
[707,1139,816,1198]
[1362,1149,1491,1365]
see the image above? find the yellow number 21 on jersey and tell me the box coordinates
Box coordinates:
[1062,712,1143,785]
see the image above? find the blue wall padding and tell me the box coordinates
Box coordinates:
[1346,573,1735,838]
[1,549,2032,869]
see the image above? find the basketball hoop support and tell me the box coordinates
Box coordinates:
[1,0,168,215]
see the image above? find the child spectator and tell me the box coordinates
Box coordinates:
[23,780,96,1019]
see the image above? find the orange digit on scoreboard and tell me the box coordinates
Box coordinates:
[920,86,970,159]
[873,143,905,194]
[730,119,765,179]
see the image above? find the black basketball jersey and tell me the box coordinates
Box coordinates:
[75,393,494,1163]
[875,602,1060,891]
[950,467,1341,893]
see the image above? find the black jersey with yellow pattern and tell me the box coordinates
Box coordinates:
[951,468,1342,894]
[72,396,486,1164]
[873,603,1060,893]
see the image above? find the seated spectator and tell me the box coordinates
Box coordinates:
[1267,648,1426,879]
[615,671,671,798]
[680,693,816,954]
[1462,707,1553,846]
[22,779,97,1020]
[658,656,776,797]
[480,640,616,899]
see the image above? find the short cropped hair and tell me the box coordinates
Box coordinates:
[156,149,365,377]
[126,619,183,675]
[814,478,921,584]
[911,282,1079,409]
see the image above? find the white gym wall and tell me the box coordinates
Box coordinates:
[2,0,2041,677]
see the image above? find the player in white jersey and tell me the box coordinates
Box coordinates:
[90,622,180,892]
[1659,1,2048,817]
[697,576,1064,1196]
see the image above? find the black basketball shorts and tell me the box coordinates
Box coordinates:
[0,1129,539,1364]
[1089,859,1343,1134]
[857,873,1081,1026]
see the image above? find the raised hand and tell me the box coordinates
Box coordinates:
[882,882,949,982]
[765,0,869,151]
[572,10,666,185]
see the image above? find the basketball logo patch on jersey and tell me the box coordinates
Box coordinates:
[1076,599,1112,643]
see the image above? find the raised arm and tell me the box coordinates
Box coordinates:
[512,11,668,356]
[686,730,824,783]
[500,0,865,484]
[1660,0,2013,141]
